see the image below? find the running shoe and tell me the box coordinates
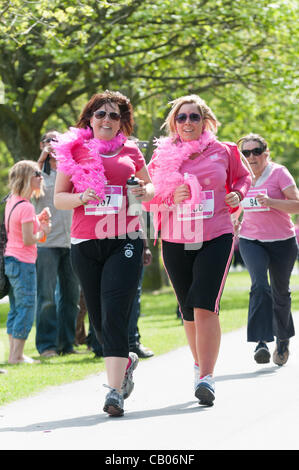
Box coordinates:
[121,352,139,399]
[254,341,270,364]
[273,339,289,366]
[103,386,124,417]
[195,374,215,406]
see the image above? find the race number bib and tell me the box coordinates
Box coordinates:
[241,188,269,212]
[84,185,123,215]
[177,190,214,221]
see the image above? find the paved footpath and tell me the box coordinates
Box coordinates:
[0,313,299,451]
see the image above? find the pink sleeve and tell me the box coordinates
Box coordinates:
[278,166,296,191]
[19,203,36,224]
[224,143,252,199]
[223,142,252,214]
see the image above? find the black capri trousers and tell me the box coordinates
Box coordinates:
[162,233,234,321]
[71,235,143,358]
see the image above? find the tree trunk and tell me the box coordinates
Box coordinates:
[2,120,41,162]
[142,116,165,291]
[142,217,162,291]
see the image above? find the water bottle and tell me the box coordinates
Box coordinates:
[126,175,143,216]
[184,173,202,204]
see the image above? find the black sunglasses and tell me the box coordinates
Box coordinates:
[94,110,121,121]
[175,113,201,123]
[34,170,42,177]
[42,137,58,143]
[242,147,265,158]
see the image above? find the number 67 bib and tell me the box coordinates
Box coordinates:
[84,185,123,215]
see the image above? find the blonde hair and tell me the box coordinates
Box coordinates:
[161,94,220,138]
[8,160,44,198]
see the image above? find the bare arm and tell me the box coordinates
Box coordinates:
[255,185,299,214]
[22,221,51,246]
[54,171,99,209]
[134,165,155,202]
[37,148,50,170]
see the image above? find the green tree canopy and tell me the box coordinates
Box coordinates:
[0,0,298,162]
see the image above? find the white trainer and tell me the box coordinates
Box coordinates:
[195,374,215,406]
[121,352,139,399]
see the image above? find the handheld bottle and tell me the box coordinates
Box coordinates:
[184,173,202,204]
[126,175,143,216]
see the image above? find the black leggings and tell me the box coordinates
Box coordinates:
[162,234,234,321]
[71,235,143,358]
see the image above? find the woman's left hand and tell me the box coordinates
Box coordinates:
[40,220,52,235]
[131,180,147,199]
[225,191,241,208]
[255,193,271,207]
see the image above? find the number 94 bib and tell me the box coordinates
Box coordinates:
[241,188,270,212]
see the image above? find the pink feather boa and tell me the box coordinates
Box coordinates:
[150,130,217,201]
[52,127,126,200]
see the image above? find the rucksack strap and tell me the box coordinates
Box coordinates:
[6,200,27,233]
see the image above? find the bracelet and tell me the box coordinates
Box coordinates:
[235,191,242,202]
[79,193,87,205]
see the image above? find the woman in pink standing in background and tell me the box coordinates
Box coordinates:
[238,133,299,366]
[4,160,51,364]
[144,95,251,406]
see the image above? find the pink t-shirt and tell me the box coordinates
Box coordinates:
[147,141,251,243]
[4,194,40,263]
[240,162,296,241]
[69,140,146,239]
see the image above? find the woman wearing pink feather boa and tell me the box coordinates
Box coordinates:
[53,90,154,417]
[144,95,252,406]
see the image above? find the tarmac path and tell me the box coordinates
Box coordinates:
[0,313,299,451]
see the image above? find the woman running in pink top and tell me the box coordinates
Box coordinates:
[54,90,154,417]
[144,95,251,406]
[238,133,299,366]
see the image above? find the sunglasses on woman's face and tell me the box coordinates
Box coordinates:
[43,137,58,143]
[175,113,202,123]
[94,110,121,121]
[242,147,264,158]
[34,171,42,177]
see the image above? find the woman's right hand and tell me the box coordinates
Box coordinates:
[173,184,191,204]
[79,188,101,205]
[40,220,52,235]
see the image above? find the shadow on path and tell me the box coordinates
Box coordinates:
[0,367,279,434]
[0,400,203,433]
[215,366,278,382]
